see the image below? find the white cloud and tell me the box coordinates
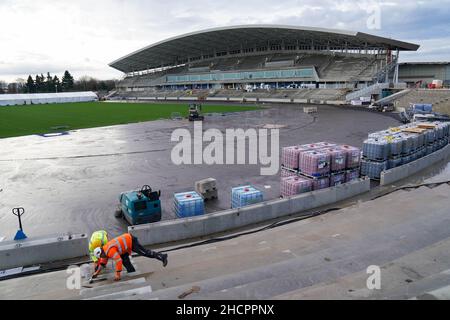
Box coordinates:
[0,0,449,82]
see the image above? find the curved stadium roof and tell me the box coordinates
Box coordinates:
[109,25,420,73]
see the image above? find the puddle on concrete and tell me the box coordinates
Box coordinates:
[424,160,450,183]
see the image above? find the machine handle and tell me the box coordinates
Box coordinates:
[12,208,25,231]
[12,208,25,217]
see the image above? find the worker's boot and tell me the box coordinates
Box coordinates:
[157,253,168,267]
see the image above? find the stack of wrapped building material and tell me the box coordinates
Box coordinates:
[174,191,205,218]
[299,150,331,177]
[361,122,450,180]
[231,185,264,209]
[280,141,362,197]
[280,176,313,197]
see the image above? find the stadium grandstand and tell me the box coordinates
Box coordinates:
[109,25,419,102]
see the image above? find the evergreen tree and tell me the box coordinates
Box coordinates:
[26,75,35,93]
[46,72,54,92]
[61,70,74,91]
[40,74,46,92]
[53,75,62,93]
[35,75,42,93]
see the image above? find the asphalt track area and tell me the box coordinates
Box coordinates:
[0,104,401,239]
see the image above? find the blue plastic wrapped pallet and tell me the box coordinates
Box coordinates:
[402,154,413,164]
[444,123,450,137]
[361,159,387,179]
[412,104,433,113]
[231,186,264,209]
[174,191,205,218]
[363,138,389,161]
[388,157,403,169]
[424,130,435,145]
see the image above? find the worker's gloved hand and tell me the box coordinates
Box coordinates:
[114,272,121,282]
[94,262,101,272]
[92,265,103,279]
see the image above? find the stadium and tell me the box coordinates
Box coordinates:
[110,25,419,103]
[2,21,450,302]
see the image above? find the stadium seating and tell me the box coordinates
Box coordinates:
[115,51,384,103]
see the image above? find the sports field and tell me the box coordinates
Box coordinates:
[0,102,261,138]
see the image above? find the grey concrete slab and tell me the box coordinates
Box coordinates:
[0,104,399,239]
[85,286,153,300]
[79,278,146,298]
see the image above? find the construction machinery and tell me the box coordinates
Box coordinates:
[115,185,162,225]
[188,103,204,121]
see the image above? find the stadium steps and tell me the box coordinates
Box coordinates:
[75,258,155,300]
[80,278,149,300]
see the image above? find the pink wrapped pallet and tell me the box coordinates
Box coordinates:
[281,146,310,170]
[299,150,331,177]
[280,176,313,197]
[315,142,338,149]
[302,143,322,150]
[312,177,330,190]
[339,145,361,169]
[320,148,346,172]
[281,168,298,178]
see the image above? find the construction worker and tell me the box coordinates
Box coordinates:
[88,230,109,269]
[92,233,168,281]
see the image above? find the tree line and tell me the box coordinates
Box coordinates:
[0,70,117,94]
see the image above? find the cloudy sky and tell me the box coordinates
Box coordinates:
[0,0,449,82]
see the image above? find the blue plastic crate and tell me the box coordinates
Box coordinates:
[174,191,205,218]
[231,186,264,209]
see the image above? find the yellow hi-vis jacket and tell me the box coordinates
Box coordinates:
[89,230,108,262]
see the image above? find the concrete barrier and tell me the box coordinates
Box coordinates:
[381,144,450,186]
[129,178,370,246]
[258,98,291,104]
[326,100,346,106]
[0,234,88,270]
[205,97,227,101]
[228,97,244,102]
[137,97,157,100]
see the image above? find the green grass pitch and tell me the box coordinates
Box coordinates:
[0,102,261,139]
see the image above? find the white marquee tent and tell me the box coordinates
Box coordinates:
[0,92,98,106]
